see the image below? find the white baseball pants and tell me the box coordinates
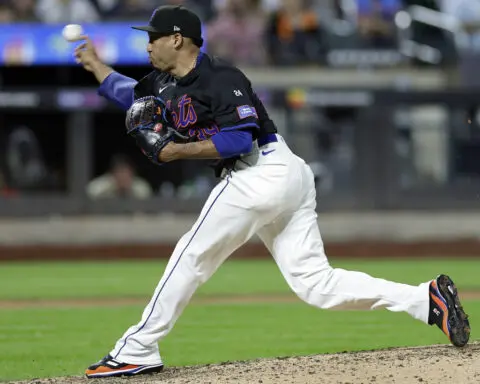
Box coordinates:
[110,134,431,365]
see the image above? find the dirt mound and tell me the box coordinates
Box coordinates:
[9,343,480,384]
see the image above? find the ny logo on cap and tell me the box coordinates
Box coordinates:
[174,25,181,32]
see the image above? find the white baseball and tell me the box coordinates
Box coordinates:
[62,24,84,42]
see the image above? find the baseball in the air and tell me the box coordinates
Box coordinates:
[62,24,84,42]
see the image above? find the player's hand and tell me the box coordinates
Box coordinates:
[73,35,114,83]
[73,35,101,72]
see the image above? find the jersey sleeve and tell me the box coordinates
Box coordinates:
[210,70,260,133]
[97,72,137,111]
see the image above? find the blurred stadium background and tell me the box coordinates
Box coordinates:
[1,0,480,380]
[0,0,480,257]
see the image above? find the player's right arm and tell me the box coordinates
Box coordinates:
[74,36,137,111]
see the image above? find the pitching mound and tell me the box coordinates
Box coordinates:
[10,343,480,384]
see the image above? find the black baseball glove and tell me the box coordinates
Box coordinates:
[125,96,188,165]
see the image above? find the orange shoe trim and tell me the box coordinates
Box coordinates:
[86,364,139,374]
[430,281,450,341]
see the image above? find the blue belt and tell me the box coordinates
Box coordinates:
[257,133,277,147]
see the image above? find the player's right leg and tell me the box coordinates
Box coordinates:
[85,175,254,377]
[85,153,292,378]
[256,160,470,348]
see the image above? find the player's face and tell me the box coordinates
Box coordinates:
[147,33,179,72]
[112,165,134,191]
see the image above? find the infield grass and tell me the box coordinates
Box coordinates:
[0,258,478,381]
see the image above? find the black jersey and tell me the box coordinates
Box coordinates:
[133,53,277,144]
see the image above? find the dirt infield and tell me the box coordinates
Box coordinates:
[1,238,480,262]
[7,343,480,384]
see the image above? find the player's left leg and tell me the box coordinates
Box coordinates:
[86,178,261,377]
[85,147,295,377]
[108,177,260,363]
[256,160,470,347]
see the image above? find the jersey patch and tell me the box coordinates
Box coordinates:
[236,105,258,120]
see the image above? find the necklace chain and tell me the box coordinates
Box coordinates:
[189,54,197,72]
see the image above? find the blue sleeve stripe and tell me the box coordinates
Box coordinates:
[221,123,260,132]
[98,72,137,111]
[211,130,253,158]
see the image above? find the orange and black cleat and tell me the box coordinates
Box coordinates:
[85,354,164,378]
[428,274,470,347]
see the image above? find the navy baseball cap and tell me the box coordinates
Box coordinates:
[132,5,203,47]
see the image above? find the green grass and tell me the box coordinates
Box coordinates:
[0,301,479,381]
[0,258,479,380]
[1,258,480,300]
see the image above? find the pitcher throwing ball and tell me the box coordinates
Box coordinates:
[74,5,470,378]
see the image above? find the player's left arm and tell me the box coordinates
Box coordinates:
[159,130,252,162]
[159,70,256,162]
[159,139,220,162]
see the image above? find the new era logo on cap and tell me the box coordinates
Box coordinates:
[173,25,181,31]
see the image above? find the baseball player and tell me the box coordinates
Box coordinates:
[74,6,470,378]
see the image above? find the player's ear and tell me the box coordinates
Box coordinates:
[172,33,183,50]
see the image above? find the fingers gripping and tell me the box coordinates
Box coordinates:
[73,36,96,65]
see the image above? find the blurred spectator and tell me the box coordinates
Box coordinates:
[206,0,267,66]
[261,0,280,12]
[214,0,277,13]
[355,0,401,48]
[103,0,151,20]
[315,0,346,28]
[36,0,116,23]
[86,154,153,199]
[0,2,14,22]
[4,126,53,191]
[160,0,213,22]
[12,0,39,21]
[103,0,213,24]
[266,0,326,65]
